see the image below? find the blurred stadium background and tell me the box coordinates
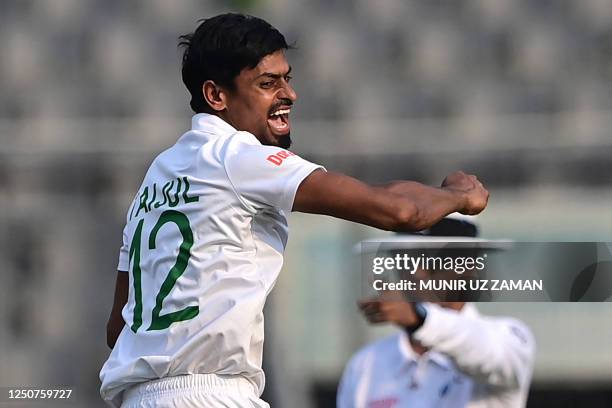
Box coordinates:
[1,0,612,406]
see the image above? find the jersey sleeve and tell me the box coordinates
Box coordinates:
[412,303,536,390]
[224,132,325,214]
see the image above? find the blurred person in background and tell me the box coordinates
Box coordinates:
[338,219,535,408]
[99,13,489,408]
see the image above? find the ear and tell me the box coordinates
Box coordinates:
[202,80,227,112]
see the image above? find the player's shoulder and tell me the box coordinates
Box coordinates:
[153,128,254,168]
[223,131,261,155]
[223,131,303,169]
[228,130,260,145]
[479,310,532,335]
[224,130,289,156]
[500,317,535,346]
[480,312,535,351]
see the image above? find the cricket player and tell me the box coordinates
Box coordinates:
[338,219,535,408]
[99,13,489,407]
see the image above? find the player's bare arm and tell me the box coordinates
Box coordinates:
[293,169,489,232]
[106,271,128,348]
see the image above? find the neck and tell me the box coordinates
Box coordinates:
[215,111,234,128]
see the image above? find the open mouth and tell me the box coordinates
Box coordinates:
[267,107,291,135]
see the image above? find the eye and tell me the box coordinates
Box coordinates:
[260,81,274,89]
[285,75,292,82]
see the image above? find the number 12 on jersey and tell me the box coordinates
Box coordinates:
[129,210,199,332]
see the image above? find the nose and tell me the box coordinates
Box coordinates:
[279,81,297,103]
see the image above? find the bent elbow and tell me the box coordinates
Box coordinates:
[391,201,424,232]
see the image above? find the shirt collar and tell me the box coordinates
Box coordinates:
[398,330,420,362]
[398,331,452,370]
[191,113,237,136]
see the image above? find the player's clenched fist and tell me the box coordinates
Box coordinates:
[441,171,489,215]
[358,299,423,328]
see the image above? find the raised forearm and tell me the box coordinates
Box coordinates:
[294,170,487,232]
[380,180,466,231]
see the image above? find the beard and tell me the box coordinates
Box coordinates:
[278,134,292,149]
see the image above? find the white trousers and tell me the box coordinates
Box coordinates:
[121,374,270,408]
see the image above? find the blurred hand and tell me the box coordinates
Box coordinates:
[358,299,422,328]
[441,171,489,215]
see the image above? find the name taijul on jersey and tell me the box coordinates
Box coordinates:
[128,176,199,221]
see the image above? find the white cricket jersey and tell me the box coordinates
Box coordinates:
[337,304,535,408]
[99,113,323,407]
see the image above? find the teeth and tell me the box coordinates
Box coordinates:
[270,108,291,117]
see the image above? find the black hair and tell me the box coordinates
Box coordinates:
[179,13,291,113]
[425,218,478,238]
[419,218,480,263]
